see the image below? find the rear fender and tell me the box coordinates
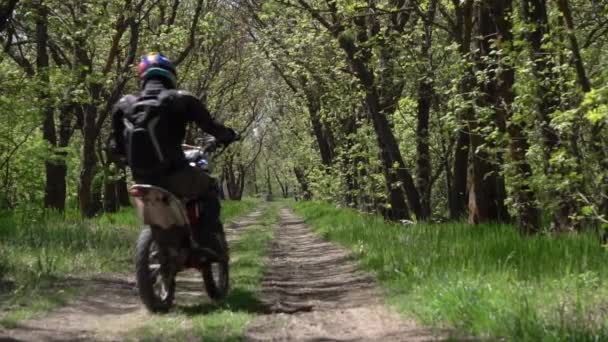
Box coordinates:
[130,185,189,229]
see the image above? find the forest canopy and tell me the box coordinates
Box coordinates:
[1,0,607,234]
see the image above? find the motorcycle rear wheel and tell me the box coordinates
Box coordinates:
[135,227,175,313]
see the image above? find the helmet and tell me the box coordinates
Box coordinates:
[138,53,177,88]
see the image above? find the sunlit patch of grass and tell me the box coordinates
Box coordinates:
[0,208,140,291]
[192,310,251,341]
[292,201,608,341]
[133,316,193,341]
[221,198,259,222]
[128,203,277,341]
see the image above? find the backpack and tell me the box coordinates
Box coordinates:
[123,92,171,177]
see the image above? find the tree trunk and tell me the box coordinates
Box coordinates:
[298,0,422,220]
[341,115,359,207]
[416,79,433,219]
[449,0,474,220]
[116,170,130,207]
[219,173,226,200]
[468,0,512,224]
[415,93,433,218]
[359,74,416,220]
[467,138,497,224]
[335,27,421,220]
[0,0,18,34]
[35,1,66,211]
[555,0,591,93]
[252,164,259,194]
[305,88,334,166]
[265,166,272,196]
[222,159,246,200]
[344,161,358,207]
[521,0,561,161]
[2,157,13,208]
[233,164,246,200]
[44,163,67,211]
[494,0,541,233]
[451,128,469,220]
[375,120,412,221]
[78,104,100,217]
[294,167,311,200]
[522,0,578,230]
[72,5,102,217]
[415,1,437,220]
[273,169,288,198]
[443,143,453,216]
[223,164,238,200]
[73,1,140,217]
[90,176,103,216]
[556,0,608,220]
[103,178,119,213]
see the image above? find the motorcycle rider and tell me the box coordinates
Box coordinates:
[109,52,237,260]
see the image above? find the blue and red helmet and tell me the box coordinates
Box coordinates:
[138,53,177,88]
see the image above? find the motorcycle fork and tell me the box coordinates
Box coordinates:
[150,226,182,275]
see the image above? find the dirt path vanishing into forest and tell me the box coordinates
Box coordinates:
[0,209,264,342]
[246,208,442,341]
[1,207,446,341]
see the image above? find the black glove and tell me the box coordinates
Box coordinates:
[222,128,241,146]
[206,141,218,153]
[226,128,239,144]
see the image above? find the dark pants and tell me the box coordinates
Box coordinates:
[137,166,224,250]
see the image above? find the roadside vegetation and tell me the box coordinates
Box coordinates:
[292,201,608,341]
[133,202,278,341]
[0,198,258,328]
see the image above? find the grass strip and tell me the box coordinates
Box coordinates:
[291,201,608,341]
[132,202,278,341]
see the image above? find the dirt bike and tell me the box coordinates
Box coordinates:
[129,138,228,313]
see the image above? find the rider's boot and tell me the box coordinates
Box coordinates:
[191,192,228,262]
[204,221,229,260]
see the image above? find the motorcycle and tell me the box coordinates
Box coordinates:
[129,137,228,313]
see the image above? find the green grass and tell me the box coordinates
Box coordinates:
[291,201,608,341]
[131,203,278,341]
[221,197,258,222]
[0,198,258,327]
[0,208,140,291]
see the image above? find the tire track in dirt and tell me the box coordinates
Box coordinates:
[245,208,442,341]
[0,208,264,342]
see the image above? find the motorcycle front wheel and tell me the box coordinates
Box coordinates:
[135,227,175,313]
[202,230,229,300]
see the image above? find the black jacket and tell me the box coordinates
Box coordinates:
[110,80,235,177]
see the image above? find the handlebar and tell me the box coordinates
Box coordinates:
[181,138,218,154]
[181,143,201,150]
[182,132,241,161]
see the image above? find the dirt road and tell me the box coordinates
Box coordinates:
[0,207,441,341]
[246,208,440,341]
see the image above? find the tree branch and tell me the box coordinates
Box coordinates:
[173,0,204,66]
